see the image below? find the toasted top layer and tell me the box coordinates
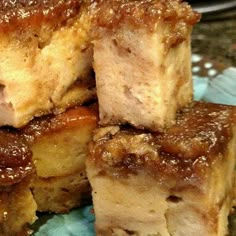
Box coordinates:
[91,0,200,31]
[0,129,33,186]
[0,0,82,33]
[89,102,236,185]
[158,102,236,158]
[0,0,200,33]
[22,106,98,144]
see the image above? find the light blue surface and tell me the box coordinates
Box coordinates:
[35,206,95,236]
[193,75,209,101]
[203,67,236,105]
[35,67,236,236]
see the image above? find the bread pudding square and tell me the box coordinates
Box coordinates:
[92,0,200,131]
[22,106,98,213]
[87,102,236,236]
[0,0,95,128]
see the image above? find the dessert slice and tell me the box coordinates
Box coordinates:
[0,130,37,235]
[31,171,91,213]
[92,0,200,131]
[0,105,98,234]
[23,106,98,213]
[0,0,95,128]
[87,102,236,236]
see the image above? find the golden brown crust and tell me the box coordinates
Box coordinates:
[90,0,201,31]
[89,102,236,186]
[22,106,98,144]
[0,0,83,33]
[0,0,200,33]
[0,130,33,186]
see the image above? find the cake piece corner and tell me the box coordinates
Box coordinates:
[92,0,200,131]
[87,102,236,236]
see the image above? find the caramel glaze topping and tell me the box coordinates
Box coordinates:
[0,129,33,186]
[90,0,201,49]
[90,102,236,186]
[90,0,201,31]
[22,106,98,144]
[0,0,82,33]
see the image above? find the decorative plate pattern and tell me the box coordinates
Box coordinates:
[34,54,236,235]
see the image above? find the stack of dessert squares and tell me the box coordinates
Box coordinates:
[0,1,235,236]
[86,1,236,236]
[0,1,98,235]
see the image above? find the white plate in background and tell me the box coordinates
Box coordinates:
[189,0,236,13]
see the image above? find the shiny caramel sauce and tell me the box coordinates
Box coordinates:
[0,0,82,32]
[90,102,236,183]
[90,0,201,31]
[158,102,236,159]
[0,129,33,186]
[22,106,98,143]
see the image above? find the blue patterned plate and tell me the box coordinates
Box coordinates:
[34,54,236,236]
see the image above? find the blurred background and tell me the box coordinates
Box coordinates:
[188,0,236,68]
[189,0,236,14]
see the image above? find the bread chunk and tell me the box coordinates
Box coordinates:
[0,130,37,235]
[31,171,91,213]
[87,102,236,236]
[23,106,98,212]
[92,0,200,131]
[0,105,98,234]
[0,0,95,127]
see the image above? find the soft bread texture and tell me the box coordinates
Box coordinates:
[0,1,95,128]
[87,102,236,236]
[31,171,91,213]
[92,0,200,131]
[93,29,192,131]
